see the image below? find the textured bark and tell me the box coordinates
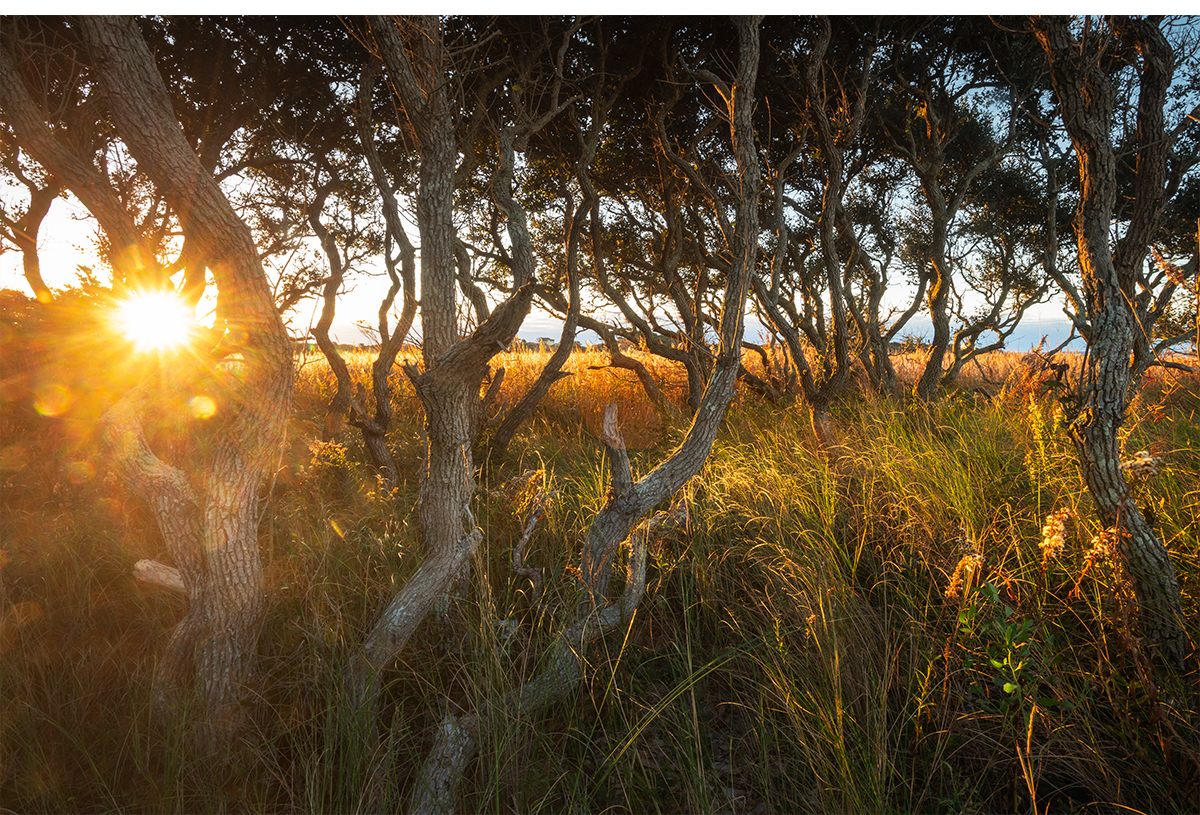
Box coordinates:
[349,290,536,714]
[1035,16,1188,665]
[351,17,546,718]
[65,17,294,747]
[133,559,185,593]
[410,18,763,812]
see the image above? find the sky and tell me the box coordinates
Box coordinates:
[0,187,1083,350]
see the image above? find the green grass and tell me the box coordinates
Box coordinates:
[2,348,1198,813]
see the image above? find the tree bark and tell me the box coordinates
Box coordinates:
[1035,16,1188,665]
[67,17,294,747]
[350,16,545,719]
[409,17,763,812]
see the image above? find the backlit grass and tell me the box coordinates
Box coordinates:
[2,345,1198,812]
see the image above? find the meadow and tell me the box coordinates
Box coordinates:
[1,345,1198,813]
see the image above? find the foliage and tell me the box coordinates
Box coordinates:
[3,346,1198,813]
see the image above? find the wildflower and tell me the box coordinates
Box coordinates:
[1120,450,1162,480]
[1081,527,1123,578]
[1039,507,1073,569]
[945,552,984,600]
[1069,525,1132,602]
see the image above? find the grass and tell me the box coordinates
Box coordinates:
[2,344,1198,813]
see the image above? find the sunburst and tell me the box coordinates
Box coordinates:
[116,291,196,352]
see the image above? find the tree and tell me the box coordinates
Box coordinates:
[348,14,575,719]
[838,156,924,394]
[1,16,293,748]
[1033,15,1194,665]
[0,18,168,292]
[579,22,730,416]
[938,159,1054,383]
[876,18,1023,401]
[411,17,764,811]
[752,16,878,439]
[0,138,61,303]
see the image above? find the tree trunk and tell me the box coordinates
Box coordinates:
[307,179,356,441]
[351,16,543,717]
[6,178,61,303]
[1035,16,1188,665]
[915,186,953,402]
[73,17,294,747]
[409,17,763,811]
[0,34,156,288]
[351,54,419,489]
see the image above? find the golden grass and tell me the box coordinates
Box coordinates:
[2,345,1198,813]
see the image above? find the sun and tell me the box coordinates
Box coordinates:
[116,291,196,352]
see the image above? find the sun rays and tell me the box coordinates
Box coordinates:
[115,291,196,353]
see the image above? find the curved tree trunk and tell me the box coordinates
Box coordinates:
[4,176,61,303]
[913,160,960,403]
[306,178,356,442]
[1035,16,1188,665]
[351,15,567,721]
[351,55,420,489]
[72,17,294,749]
[409,16,763,811]
[0,34,157,290]
[915,230,952,402]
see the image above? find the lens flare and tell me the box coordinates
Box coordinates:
[116,292,195,352]
[189,395,217,419]
[34,384,72,416]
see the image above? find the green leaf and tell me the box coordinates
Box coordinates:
[1003,682,1019,694]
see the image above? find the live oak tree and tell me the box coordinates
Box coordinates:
[348,14,577,719]
[939,159,1054,383]
[876,18,1024,401]
[486,17,647,453]
[411,18,764,812]
[1,16,294,748]
[1033,15,1195,664]
[838,160,924,394]
[235,34,417,486]
[576,22,730,417]
[0,19,169,293]
[0,136,61,303]
[752,16,878,440]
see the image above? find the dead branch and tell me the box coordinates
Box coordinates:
[133,559,185,594]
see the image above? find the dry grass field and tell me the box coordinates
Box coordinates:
[2,342,1198,813]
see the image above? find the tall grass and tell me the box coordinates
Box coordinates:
[2,347,1197,812]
